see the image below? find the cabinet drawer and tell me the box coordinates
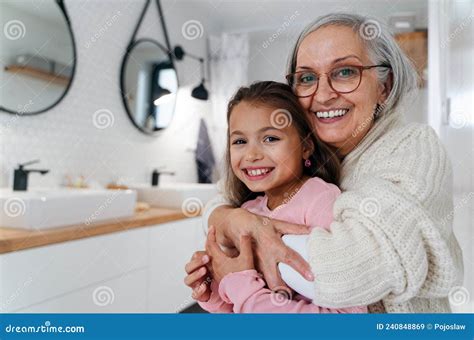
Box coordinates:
[16,268,148,313]
[0,227,149,312]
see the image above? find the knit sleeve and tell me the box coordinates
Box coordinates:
[307,125,463,308]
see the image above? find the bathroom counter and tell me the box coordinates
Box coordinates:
[0,207,189,254]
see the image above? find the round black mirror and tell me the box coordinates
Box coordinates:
[120,39,178,135]
[0,0,76,115]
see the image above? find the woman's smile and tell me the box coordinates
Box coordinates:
[311,107,351,124]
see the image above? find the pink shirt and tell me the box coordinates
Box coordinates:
[199,177,367,313]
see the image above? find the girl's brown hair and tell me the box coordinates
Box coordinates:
[224,81,341,207]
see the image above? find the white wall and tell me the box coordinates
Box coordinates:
[435,0,473,314]
[0,0,212,189]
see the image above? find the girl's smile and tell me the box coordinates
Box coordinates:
[229,101,312,209]
[241,166,275,181]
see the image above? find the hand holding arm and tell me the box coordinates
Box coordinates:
[208,205,314,289]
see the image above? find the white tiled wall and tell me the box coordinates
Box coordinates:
[0,0,211,189]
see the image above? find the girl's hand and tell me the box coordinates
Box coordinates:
[206,226,254,285]
[184,251,212,302]
[210,206,314,289]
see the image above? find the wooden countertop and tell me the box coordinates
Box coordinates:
[0,207,189,254]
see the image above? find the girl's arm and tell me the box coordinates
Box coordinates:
[205,225,366,313]
[197,279,233,313]
[206,204,314,288]
[218,270,366,314]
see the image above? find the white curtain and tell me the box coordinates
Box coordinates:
[208,33,249,178]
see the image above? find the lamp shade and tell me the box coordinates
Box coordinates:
[153,86,172,106]
[191,82,209,100]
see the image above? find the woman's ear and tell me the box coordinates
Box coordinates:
[378,72,393,104]
[302,137,315,160]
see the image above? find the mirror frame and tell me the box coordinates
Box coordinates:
[119,0,178,136]
[0,0,77,116]
[120,38,177,135]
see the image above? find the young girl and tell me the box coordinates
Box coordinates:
[184,81,366,313]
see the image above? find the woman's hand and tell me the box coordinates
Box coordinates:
[206,226,254,285]
[209,206,314,290]
[184,251,212,302]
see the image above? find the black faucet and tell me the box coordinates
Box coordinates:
[152,169,175,186]
[13,160,49,191]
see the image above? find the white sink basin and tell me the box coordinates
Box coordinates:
[132,182,218,216]
[0,188,137,230]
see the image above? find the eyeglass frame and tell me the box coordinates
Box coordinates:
[286,64,392,98]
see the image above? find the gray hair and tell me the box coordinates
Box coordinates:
[287,13,418,116]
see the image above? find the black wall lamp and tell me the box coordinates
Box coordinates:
[155,0,209,101]
[172,46,209,100]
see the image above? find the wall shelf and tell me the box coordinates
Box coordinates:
[4,65,70,86]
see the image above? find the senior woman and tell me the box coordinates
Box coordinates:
[185,13,463,313]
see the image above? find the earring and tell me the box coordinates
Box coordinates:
[374,103,382,116]
[304,159,312,167]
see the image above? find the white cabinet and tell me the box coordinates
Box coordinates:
[0,217,205,313]
[16,268,148,313]
[148,217,206,312]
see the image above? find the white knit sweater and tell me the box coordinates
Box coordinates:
[204,111,464,313]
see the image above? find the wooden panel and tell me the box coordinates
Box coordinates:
[395,30,428,87]
[0,207,188,254]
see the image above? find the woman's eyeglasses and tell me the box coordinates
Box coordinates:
[286,64,392,97]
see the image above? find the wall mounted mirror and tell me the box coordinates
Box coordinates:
[120,0,178,135]
[0,0,76,115]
